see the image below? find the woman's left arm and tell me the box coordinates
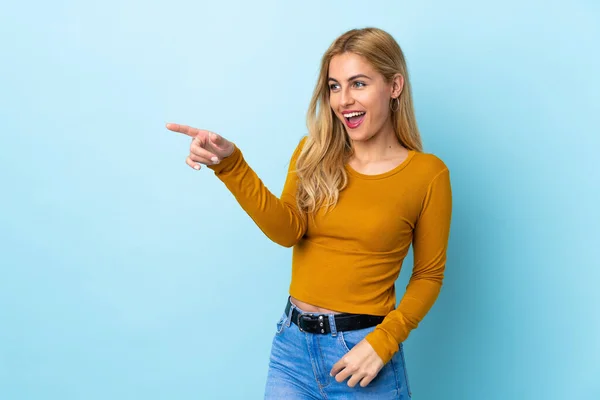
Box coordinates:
[365,167,453,364]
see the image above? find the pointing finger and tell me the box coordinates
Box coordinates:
[166,123,205,138]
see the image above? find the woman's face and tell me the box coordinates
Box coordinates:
[328,52,402,142]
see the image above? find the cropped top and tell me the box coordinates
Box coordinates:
[208,136,452,364]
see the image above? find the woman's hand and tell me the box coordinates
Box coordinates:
[330,339,385,388]
[166,123,235,170]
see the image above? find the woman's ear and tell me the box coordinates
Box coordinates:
[391,73,404,98]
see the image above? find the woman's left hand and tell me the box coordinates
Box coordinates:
[330,339,385,388]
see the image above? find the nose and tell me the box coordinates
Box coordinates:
[340,87,354,107]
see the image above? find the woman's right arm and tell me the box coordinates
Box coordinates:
[206,136,308,247]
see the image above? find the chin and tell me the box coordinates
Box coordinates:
[345,129,375,142]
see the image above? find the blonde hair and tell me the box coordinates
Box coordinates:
[295,27,423,215]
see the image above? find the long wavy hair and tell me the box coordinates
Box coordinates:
[295,27,423,215]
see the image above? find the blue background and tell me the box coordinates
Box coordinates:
[1,1,598,399]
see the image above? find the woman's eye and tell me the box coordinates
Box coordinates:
[329,81,365,90]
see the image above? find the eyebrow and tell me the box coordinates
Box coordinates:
[327,74,372,83]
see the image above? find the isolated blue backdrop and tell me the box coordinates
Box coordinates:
[1,1,598,399]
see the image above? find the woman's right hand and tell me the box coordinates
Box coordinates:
[166,123,235,170]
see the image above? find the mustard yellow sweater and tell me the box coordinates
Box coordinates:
[208,136,452,364]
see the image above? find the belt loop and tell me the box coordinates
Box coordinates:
[286,296,293,327]
[328,314,337,337]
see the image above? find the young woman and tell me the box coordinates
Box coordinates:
[168,27,452,399]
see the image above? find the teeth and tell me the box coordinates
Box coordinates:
[343,111,366,118]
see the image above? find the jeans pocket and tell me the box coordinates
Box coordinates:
[337,326,376,353]
[275,313,287,335]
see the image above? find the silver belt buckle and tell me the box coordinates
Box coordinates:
[297,312,314,332]
[297,313,327,333]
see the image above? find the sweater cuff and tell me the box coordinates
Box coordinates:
[364,326,401,365]
[207,143,242,174]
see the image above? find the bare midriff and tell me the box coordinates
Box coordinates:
[290,296,344,314]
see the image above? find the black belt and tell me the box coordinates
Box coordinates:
[285,297,385,334]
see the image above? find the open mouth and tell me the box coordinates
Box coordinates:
[343,111,366,129]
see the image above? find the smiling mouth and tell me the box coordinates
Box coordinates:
[343,112,366,128]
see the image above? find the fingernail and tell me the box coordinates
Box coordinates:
[211,157,219,163]
[194,165,200,170]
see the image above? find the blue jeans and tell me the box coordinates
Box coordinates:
[264,298,412,399]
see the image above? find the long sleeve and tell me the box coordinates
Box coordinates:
[365,168,452,364]
[206,137,308,247]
